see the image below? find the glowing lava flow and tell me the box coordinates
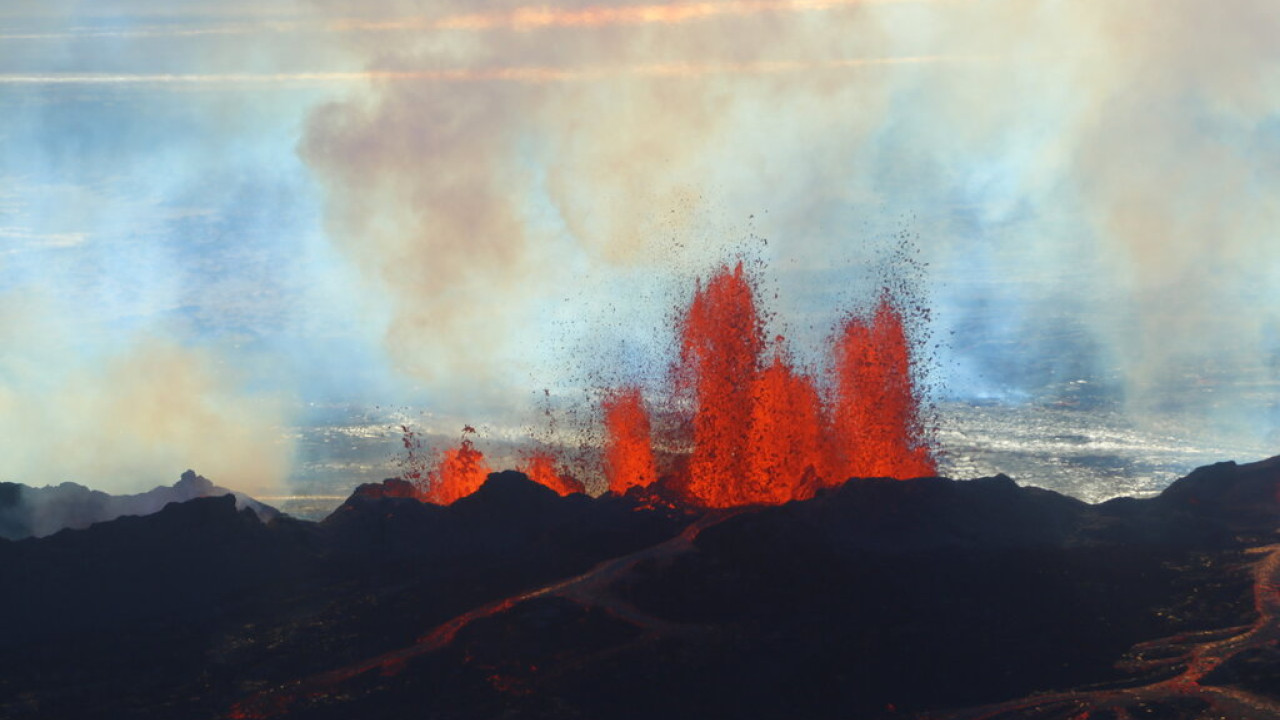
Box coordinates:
[228,511,734,720]
[931,544,1280,720]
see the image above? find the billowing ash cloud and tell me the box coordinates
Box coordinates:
[299,0,1280,443]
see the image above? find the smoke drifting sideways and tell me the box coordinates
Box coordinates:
[301,0,1280,450]
[0,295,293,497]
[0,15,385,497]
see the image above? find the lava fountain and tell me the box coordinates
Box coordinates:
[413,426,493,505]
[412,259,935,507]
[602,386,658,494]
[652,261,935,507]
[517,451,586,496]
[831,295,936,481]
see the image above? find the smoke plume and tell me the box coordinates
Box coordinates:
[299,0,1280,440]
[0,296,293,495]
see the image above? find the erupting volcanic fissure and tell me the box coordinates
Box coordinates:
[831,296,936,481]
[602,386,658,494]
[517,451,586,497]
[401,425,493,505]
[410,259,935,508]
[655,261,935,507]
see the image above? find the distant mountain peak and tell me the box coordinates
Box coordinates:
[176,470,216,494]
[0,471,279,540]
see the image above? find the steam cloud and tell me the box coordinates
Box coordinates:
[300,0,1280,442]
[6,0,1274,493]
[0,296,292,495]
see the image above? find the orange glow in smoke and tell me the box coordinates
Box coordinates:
[341,0,913,33]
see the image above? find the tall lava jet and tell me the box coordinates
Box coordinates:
[625,261,935,508]
[416,259,935,508]
[602,386,658,494]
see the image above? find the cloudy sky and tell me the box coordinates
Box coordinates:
[2,0,1278,494]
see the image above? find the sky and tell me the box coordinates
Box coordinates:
[2,0,1279,495]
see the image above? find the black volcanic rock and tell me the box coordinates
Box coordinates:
[248,469,1274,720]
[2,461,1279,720]
[0,469,280,540]
[0,495,305,648]
[453,469,563,514]
[348,477,418,500]
[0,470,692,720]
[1155,457,1280,532]
[321,472,691,586]
[757,473,1092,552]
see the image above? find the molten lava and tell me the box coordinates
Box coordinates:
[745,353,833,503]
[407,259,934,509]
[518,452,585,496]
[831,296,935,481]
[603,262,936,508]
[677,262,765,507]
[419,435,493,505]
[602,386,658,494]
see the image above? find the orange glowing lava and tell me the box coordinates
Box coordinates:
[677,262,765,507]
[745,353,834,503]
[519,451,586,496]
[601,262,935,508]
[418,431,493,505]
[405,259,933,509]
[602,386,658,494]
[831,295,936,480]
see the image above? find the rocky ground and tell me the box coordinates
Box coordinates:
[3,460,1280,719]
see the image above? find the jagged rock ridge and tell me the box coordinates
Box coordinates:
[1,460,1279,720]
[0,469,279,539]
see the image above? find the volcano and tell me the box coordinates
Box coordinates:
[5,258,1280,720]
[3,459,1280,719]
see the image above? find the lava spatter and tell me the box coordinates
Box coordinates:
[518,451,585,496]
[601,386,658,495]
[417,428,492,505]
[831,294,936,482]
[675,261,765,507]
[410,258,935,508]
